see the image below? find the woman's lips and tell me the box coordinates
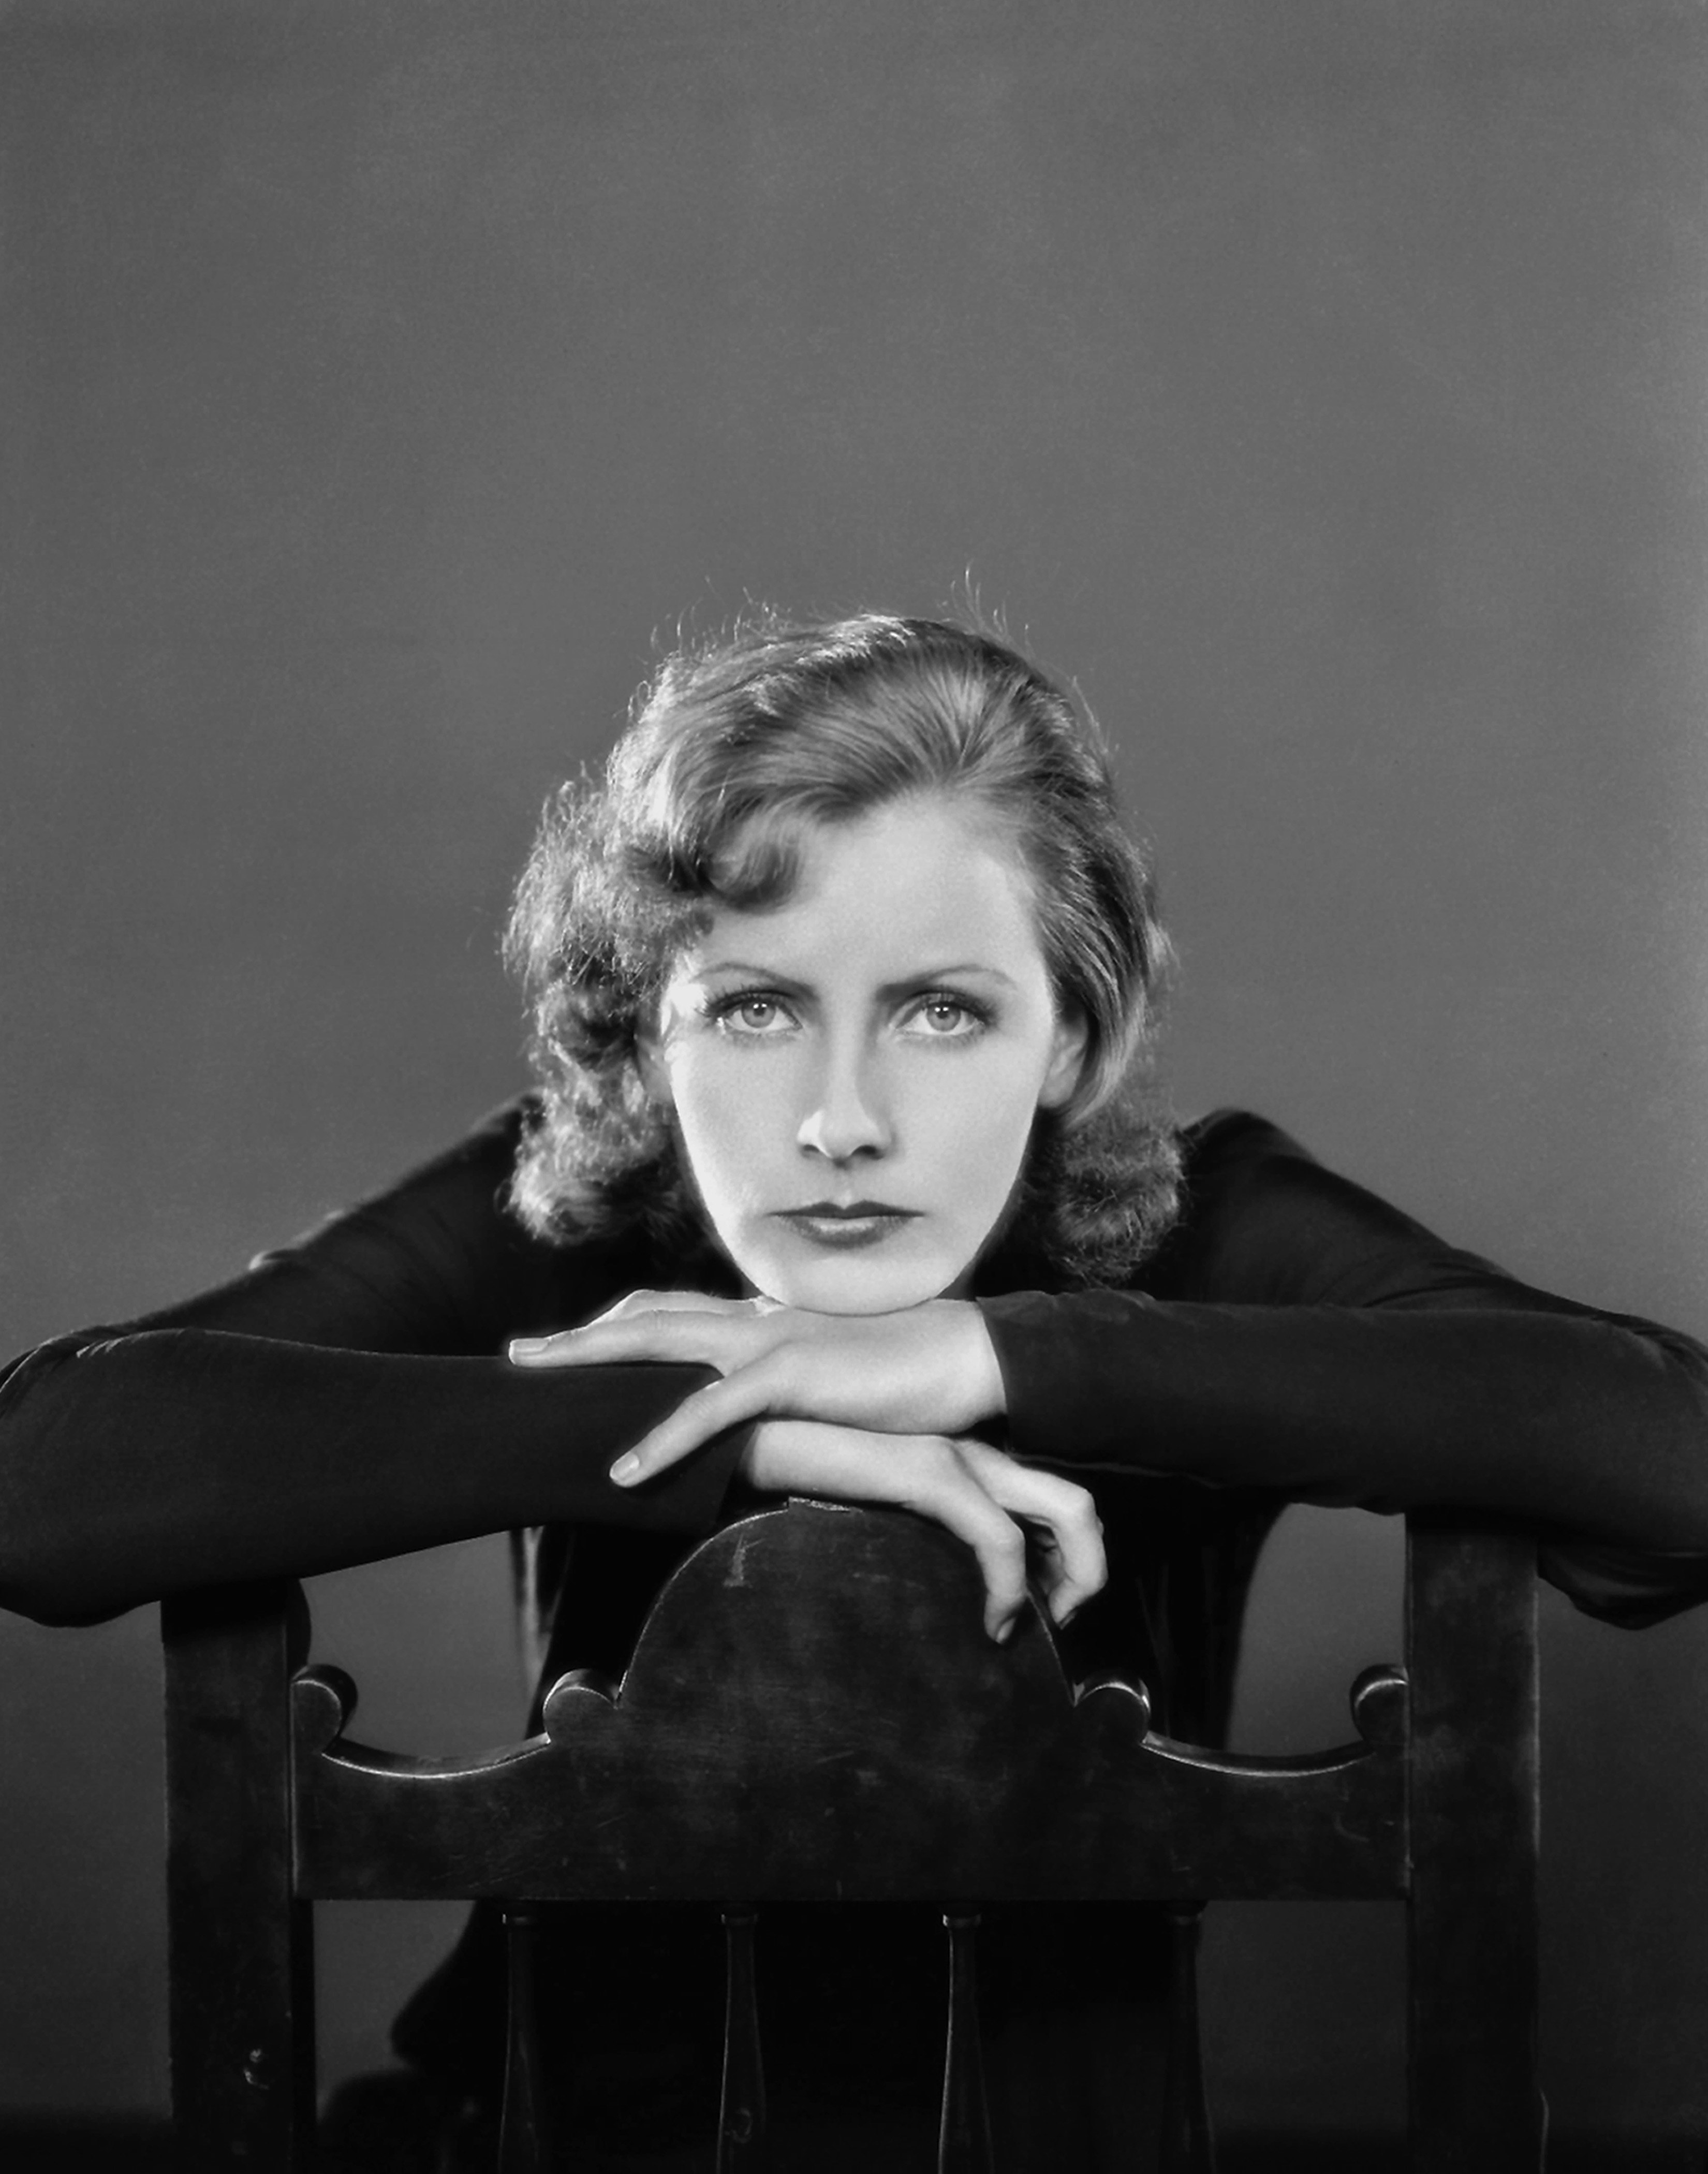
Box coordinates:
[772,1203,921,1250]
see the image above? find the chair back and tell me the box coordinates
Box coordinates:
[164,1500,1543,2170]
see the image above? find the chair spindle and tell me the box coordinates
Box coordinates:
[717,1903,771,2170]
[937,1910,994,2174]
[1406,1524,1544,2170]
[498,1905,554,2174]
[1160,1901,1216,2173]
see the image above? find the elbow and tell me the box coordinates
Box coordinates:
[2,1591,126,1631]
[0,1534,131,1628]
[0,1472,134,1630]
[0,1341,148,1626]
[0,1584,123,1632]
[1642,1486,1708,1560]
[1572,1321,1708,1554]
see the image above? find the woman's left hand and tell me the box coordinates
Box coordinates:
[739,1420,1106,1640]
[508,1290,1007,1487]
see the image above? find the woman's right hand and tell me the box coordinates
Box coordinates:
[739,1421,1106,1644]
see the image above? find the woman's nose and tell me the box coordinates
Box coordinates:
[796,1044,892,1163]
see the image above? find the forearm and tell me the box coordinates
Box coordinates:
[0,1327,740,1626]
[980,1289,1708,1554]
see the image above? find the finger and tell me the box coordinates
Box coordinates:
[590,1290,762,1325]
[510,1291,709,1350]
[1031,1507,1106,1624]
[739,1425,1028,1643]
[608,1361,790,1484]
[906,1446,1030,1641]
[932,1493,1030,1643]
[958,1448,1107,1625]
[508,1306,768,1371]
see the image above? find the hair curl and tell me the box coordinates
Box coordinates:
[504,612,1181,1284]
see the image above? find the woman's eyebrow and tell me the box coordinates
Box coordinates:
[694,960,1021,994]
[888,964,1020,992]
[691,960,802,982]
[871,965,1022,1004]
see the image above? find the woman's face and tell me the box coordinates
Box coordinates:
[644,795,1085,1314]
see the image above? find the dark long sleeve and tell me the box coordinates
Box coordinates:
[979,1111,1708,1628]
[0,1103,744,1626]
[11,1100,1706,1632]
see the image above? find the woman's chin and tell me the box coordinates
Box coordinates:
[748,1253,962,1316]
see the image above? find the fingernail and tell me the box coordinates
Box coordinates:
[609,1453,642,1486]
[993,1618,1015,1645]
[508,1338,544,1359]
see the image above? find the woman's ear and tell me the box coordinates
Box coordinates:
[634,1023,673,1109]
[1037,1009,1089,1111]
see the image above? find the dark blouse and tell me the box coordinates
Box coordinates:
[3,1099,1707,1632]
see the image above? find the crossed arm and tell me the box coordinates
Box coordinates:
[7,1100,1708,1633]
[511,1291,1107,1639]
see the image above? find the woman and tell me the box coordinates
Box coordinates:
[5,612,1708,2163]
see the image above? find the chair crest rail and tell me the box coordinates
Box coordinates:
[292,1501,1410,1904]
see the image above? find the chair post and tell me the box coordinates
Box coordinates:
[163,1580,315,2173]
[938,1911,994,2174]
[498,1905,554,2172]
[1160,1901,1216,2173]
[1404,1521,1545,2172]
[717,1903,771,2171]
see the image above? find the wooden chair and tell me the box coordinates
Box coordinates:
[162,1497,1544,2171]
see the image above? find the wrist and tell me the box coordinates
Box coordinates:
[956,1302,1006,1424]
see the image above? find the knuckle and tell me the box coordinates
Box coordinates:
[1052,1480,1098,1527]
[928,1437,963,1478]
[988,1522,1026,1569]
[992,1562,1026,1605]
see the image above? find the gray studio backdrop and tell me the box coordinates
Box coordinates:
[3,0,1706,2147]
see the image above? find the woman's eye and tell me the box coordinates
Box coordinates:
[712,993,792,1035]
[907,996,983,1037]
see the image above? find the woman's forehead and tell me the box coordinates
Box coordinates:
[683,798,1047,980]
